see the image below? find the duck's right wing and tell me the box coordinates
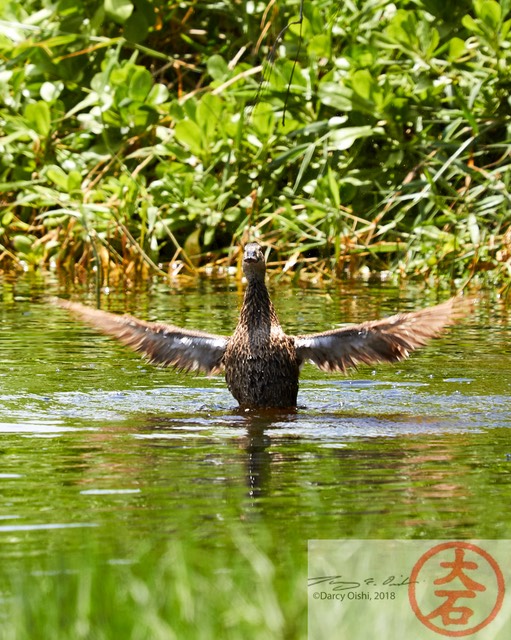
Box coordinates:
[54,300,228,375]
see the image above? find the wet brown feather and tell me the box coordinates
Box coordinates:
[54,299,227,375]
[294,296,471,373]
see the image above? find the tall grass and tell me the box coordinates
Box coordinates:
[0,533,306,640]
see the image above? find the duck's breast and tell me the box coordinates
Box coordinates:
[223,330,299,408]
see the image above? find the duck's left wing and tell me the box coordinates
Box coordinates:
[55,300,228,374]
[294,297,470,373]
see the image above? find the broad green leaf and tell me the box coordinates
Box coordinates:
[174,120,204,156]
[104,0,134,23]
[91,69,111,94]
[207,55,228,81]
[168,101,185,121]
[448,37,466,60]
[348,45,376,68]
[476,0,501,29]
[196,94,223,138]
[127,104,158,130]
[101,109,122,127]
[110,67,130,96]
[129,67,153,101]
[224,207,240,222]
[386,9,418,46]
[12,234,36,254]
[147,83,169,106]
[426,27,440,57]
[308,33,331,58]
[67,171,83,193]
[350,70,384,109]
[24,101,51,137]
[327,126,375,151]
[461,14,484,35]
[184,227,201,262]
[124,11,149,42]
[250,102,275,138]
[317,82,353,111]
[272,59,307,91]
[182,99,197,121]
[351,70,374,101]
[46,165,69,190]
[203,226,215,247]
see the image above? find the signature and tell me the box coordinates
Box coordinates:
[308,575,417,590]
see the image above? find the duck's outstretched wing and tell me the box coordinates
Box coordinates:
[294,297,471,373]
[54,300,228,375]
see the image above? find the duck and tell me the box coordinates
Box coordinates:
[55,242,470,409]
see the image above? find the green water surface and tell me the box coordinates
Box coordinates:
[0,274,510,638]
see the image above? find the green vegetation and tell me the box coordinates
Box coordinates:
[1,0,510,283]
[1,534,304,640]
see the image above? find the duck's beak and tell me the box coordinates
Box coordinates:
[243,246,260,263]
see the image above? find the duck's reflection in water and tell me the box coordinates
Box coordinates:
[235,408,299,498]
[125,407,299,501]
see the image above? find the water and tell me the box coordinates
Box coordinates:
[1,274,511,635]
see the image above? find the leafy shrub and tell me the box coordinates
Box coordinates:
[0,0,510,284]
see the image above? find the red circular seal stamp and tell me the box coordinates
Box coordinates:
[408,542,505,637]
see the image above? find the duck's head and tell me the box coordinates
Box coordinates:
[243,242,266,280]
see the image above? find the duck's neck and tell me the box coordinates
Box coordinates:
[239,277,280,332]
